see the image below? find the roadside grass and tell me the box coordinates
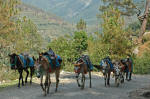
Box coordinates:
[0,77,38,91]
[0,68,37,91]
[0,80,18,91]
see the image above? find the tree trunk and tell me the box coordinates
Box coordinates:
[139,0,150,41]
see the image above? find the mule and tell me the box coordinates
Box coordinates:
[113,61,124,87]
[93,59,113,87]
[74,58,92,89]
[34,53,62,96]
[8,53,35,88]
[101,59,112,87]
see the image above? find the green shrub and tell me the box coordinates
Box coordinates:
[133,51,150,74]
[143,33,150,43]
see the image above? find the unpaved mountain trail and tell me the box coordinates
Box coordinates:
[0,72,150,99]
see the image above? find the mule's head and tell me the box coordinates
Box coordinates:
[32,56,36,61]
[74,64,81,74]
[34,58,41,78]
[113,62,121,77]
[101,60,108,74]
[8,53,17,69]
[50,54,55,60]
[74,59,84,74]
[118,60,126,72]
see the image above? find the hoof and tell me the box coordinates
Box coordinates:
[44,83,48,86]
[55,89,57,92]
[107,85,110,87]
[78,84,81,87]
[40,83,43,86]
[25,81,27,83]
[80,84,84,90]
[44,94,47,97]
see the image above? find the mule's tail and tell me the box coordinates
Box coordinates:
[93,65,103,71]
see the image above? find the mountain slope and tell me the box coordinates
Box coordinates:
[22,0,143,25]
[20,3,74,42]
[21,0,102,24]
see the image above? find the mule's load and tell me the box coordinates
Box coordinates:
[17,54,35,68]
[44,54,62,72]
[27,56,35,67]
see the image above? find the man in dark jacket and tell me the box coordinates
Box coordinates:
[127,54,133,81]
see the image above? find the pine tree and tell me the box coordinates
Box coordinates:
[76,18,86,31]
[91,6,132,59]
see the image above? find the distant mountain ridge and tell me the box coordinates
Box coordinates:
[21,0,102,25]
[22,0,143,25]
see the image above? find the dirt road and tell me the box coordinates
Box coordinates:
[0,72,150,99]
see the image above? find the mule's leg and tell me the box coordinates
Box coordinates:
[44,73,49,96]
[21,70,24,86]
[18,70,22,88]
[89,71,92,88]
[76,73,81,87]
[47,73,51,94]
[25,68,29,83]
[40,75,45,91]
[55,70,60,92]
[115,77,117,85]
[81,72,85,90]
[80,66,85,90]
[30,67,34,84]
[107,72,110,86]
[115,76,119,87]
[126,72,128,80]
[104,74,107,87]
[121,73,124,83]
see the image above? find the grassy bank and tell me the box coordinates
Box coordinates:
[0,80,18,91]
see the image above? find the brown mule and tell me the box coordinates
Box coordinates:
[34,54,62,96]
[74,58,92,89]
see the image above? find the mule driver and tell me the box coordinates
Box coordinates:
[127,54,133,81]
